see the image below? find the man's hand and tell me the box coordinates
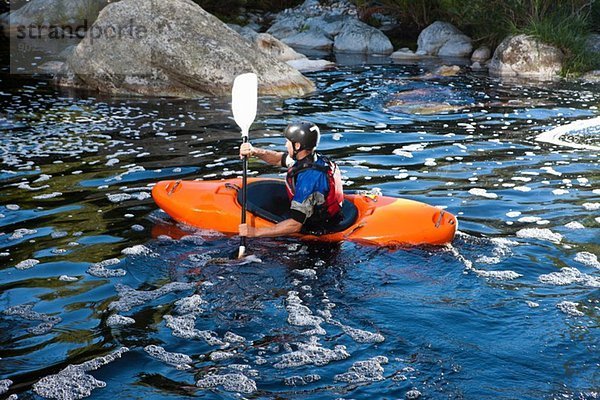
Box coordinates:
[239,142,255,159]
[239,223,256,237]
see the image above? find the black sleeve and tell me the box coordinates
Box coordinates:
[290,209,307,224]
[280,153,287,168]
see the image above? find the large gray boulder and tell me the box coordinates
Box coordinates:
[417,21,473,57]
[1,0,108,32]
[333,19,393,54]
[282,27,333,51]
[489,34,563,81]
[56,0,315,97]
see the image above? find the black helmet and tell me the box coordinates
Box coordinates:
[284,121,320,151]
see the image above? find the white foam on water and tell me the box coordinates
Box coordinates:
[334,356,388,383]
[406,389,422,399]
[210,351,237,361]
[106,314,135,327]
[17,182,50,191]
[87,258,126,278]
[526,301,540,308]
[33,347,129,400]
[535,117,600,151]
[513,186,531,192]
[131,224,144,232]
[223,331,245,344]
[285,291,325,335]
[596,217,600,224]
[144,345,192,370]
[538,267,600,287]
[292,269,317,279]
[9,228,37,240]
[556,301,584,317]
[583,202,600,211]
[516,228,563,243]
[564,221,585,229]
[6,204,20,211]
[174,294,206,315]
[468,188,498,199]
[58,275,79,282]
[273,337,350,369]
[121,245,153,256]
[574,252,600,269]
[3,303,61,334]
[518,216,541,223]
[552,189,569,196]
[196,373,256,394]
[15,258,40,270]
[109,282,195,312]
[0,379,13,395]
[540,166,562,176]
[284,374,321,386]
[506,211,521,218]
[33,192,62,200]
[163,314,223,346]
[472,268,522,280]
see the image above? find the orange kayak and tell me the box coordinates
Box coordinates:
[152,178,457,246]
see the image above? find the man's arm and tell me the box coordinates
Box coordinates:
[239,218,302,238]
[253,147,286,167]
[240,143,285,167]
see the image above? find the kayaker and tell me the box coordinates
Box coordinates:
[238,121,344,237]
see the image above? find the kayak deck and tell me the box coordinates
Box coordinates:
[152,178,457,246]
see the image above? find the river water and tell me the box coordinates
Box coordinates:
[1,43,599,399]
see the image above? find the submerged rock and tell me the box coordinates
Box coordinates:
[56,0,315,97]
[489,34,563,81]
[417,21,473,57]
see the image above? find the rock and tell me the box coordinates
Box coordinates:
[333,19,393,54]
[489,34,563,81]
[417,21,473,57]
[471,45,491,62]
[391,48,421,60]
[230,25,333,72]
[57,0,315,97]
[267,15,305,40]
[286,58,335,72]
[38,61,65,74]
[282,27,333,51]
[586,33,600,53]
[582,70,600,83]
[256,33,305,61]
[2,0,108,32]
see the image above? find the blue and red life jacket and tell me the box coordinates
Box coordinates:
[285,153,343,221]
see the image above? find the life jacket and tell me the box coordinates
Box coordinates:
[285,153,344,221]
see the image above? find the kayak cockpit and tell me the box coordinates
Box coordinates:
[239,180,358,235]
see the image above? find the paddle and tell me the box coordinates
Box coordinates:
[232,72,258,259]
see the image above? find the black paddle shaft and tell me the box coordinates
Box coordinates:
[240,135,248,249]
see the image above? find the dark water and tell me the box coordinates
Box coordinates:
[1,41,599,400]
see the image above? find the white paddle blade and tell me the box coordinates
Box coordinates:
[232,73,258,137]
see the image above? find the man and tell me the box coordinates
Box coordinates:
[238,121,344,238]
